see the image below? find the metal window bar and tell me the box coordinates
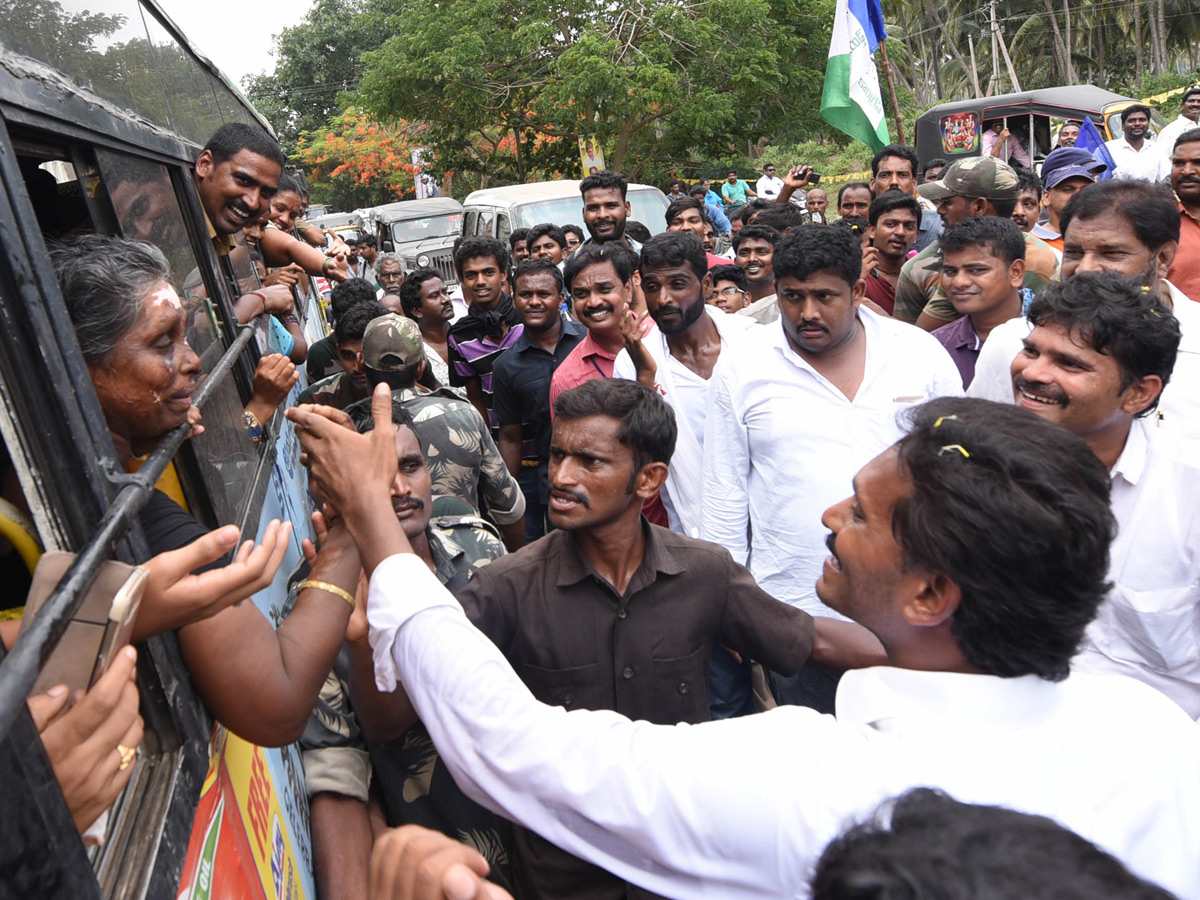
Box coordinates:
[0,315,261,743]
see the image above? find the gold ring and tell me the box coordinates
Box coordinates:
[117,744,136,771]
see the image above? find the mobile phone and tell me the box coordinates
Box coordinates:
[19,552,146,702]
[808,172,823,184]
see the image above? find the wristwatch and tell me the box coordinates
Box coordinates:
[242,409,265,443]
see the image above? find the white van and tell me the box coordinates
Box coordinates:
[462,180,669,244]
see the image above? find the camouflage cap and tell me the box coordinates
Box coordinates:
[917,157,1021,202]
[362,313,425,371]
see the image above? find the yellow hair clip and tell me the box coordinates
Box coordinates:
[938,444,971,459]
[933,415,959,429]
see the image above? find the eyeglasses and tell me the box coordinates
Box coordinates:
[706,287,745,300]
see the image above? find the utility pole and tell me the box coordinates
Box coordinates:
[968,34,982,97]
[990,0,1000,92]
[994,8,1023,91]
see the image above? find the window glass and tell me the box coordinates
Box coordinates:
[96,148,266,529]
[390,213,462,243]
[138,4,223,145]
[496,213,511,245]
[473,209,494,236]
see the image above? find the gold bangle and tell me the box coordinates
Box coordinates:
[298,579,356,609]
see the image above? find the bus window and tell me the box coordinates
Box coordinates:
[95,149,272,533]
[14,141,96,238]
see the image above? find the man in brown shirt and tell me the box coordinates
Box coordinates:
[458,378,881,900]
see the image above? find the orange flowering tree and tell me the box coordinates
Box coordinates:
[295,109,430,210]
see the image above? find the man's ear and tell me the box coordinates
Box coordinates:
[633,461,669,499]
[900,570,962,628]
[195,149,213,180]
[1120,374,1164,418]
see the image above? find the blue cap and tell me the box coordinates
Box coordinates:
[1042,147,1106,189]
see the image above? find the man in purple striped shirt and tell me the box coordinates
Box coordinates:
[447,237,524,430]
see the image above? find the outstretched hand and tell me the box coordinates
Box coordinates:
[370,825,513,900]
[133,520,292,641]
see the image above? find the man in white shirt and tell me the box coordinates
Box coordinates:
[969,179,1200,451]
[1105,105,1162,182]
[613,232,758,537]
[289,389,1200,900]
[1010,274,1200,718]
[1155,87,1200,180]
[701,226,962,710]
[754,162,784,201]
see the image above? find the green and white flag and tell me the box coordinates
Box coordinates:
[820,0,890,151]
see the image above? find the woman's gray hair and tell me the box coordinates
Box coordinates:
[48,235,171,368]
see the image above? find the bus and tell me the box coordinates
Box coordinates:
[0,3,326,897]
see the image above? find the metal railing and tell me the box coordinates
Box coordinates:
[0,319,259,741]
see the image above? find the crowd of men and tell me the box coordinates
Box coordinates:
[14,93,1200,900]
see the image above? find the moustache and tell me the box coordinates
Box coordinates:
[798,320,829,333]
[825,532,838,558]
[1014,375,1069,406]
[551,486,590,507]
[392,497,425,514]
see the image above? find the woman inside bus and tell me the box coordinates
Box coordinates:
[49,234,360,748]
[260,173,351,287]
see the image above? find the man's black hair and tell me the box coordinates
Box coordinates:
[921,157,948,177]
[561,224,584,243]
[276,173,301,196]
[837,182,872,207]
[1059,179,1180,252]
[1028,273,1180,416]
[1120,104,1153,125]
[989,196,1018,219]
[562,242,638,291]
[732,223,781,252]
[762,162,776,171]
[709,264,748,292]
[513,257,565,294]
[347,396,418,435]
[669,179,687,192]
[453,236,510,278]
[813,788,1176,900]
[579,170,628,201]
[1173,126,1200,153]
[729,204,755,226]
[335,300,387,345]
[640,231,707,281]
[330,277,382,323]
[508,227,530,251]
[893,397,1114,681]
[398,268,443,319]
[754,204,806,233]
[1182,87,1200,108]
[359,235,377,250]
[201,123,286,168]
[688,184,708,199]
[868,190,922,227]
[1016,166,1044,201]
[832,216,869,240]
[870,144,919,178]
[526,222,568,251]
[665,197,704,224]
[625,220,652,243]
[940,216,1026,266]
[773,225,861,288]
[554,379,677,482]
[344,235,359,246]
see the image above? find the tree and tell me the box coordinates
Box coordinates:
[355,0,829,183]
[294,109,427,210]
[243,0,392,157]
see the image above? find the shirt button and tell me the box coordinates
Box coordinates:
[563,693,574,707]
[677,681,689,695]
[617,609,628,620]
[622,666,634,680]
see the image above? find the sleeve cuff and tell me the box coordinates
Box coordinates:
[367,553,460,693]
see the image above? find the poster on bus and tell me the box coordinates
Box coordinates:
[940,113,979,154]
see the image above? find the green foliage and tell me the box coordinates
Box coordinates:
[243,0,392,157]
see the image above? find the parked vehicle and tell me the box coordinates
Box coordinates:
[463,180,669,244]
[367,197,464,286]
[915,85,1166,167]
[308,211,366,243]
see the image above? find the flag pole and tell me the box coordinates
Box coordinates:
[877,38,906,145]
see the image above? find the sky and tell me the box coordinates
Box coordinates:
[155,0,317,87]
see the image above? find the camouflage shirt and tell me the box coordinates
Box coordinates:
[298,515,513,888]
[893,231,1060,325]
[346,387,526,525]
[296,370,368,410]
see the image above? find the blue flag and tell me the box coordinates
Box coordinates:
[1075,117,1115,181]
[820,0,890,151]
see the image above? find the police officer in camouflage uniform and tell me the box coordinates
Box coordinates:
[295,399,514,900]
[345,313,526,549]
